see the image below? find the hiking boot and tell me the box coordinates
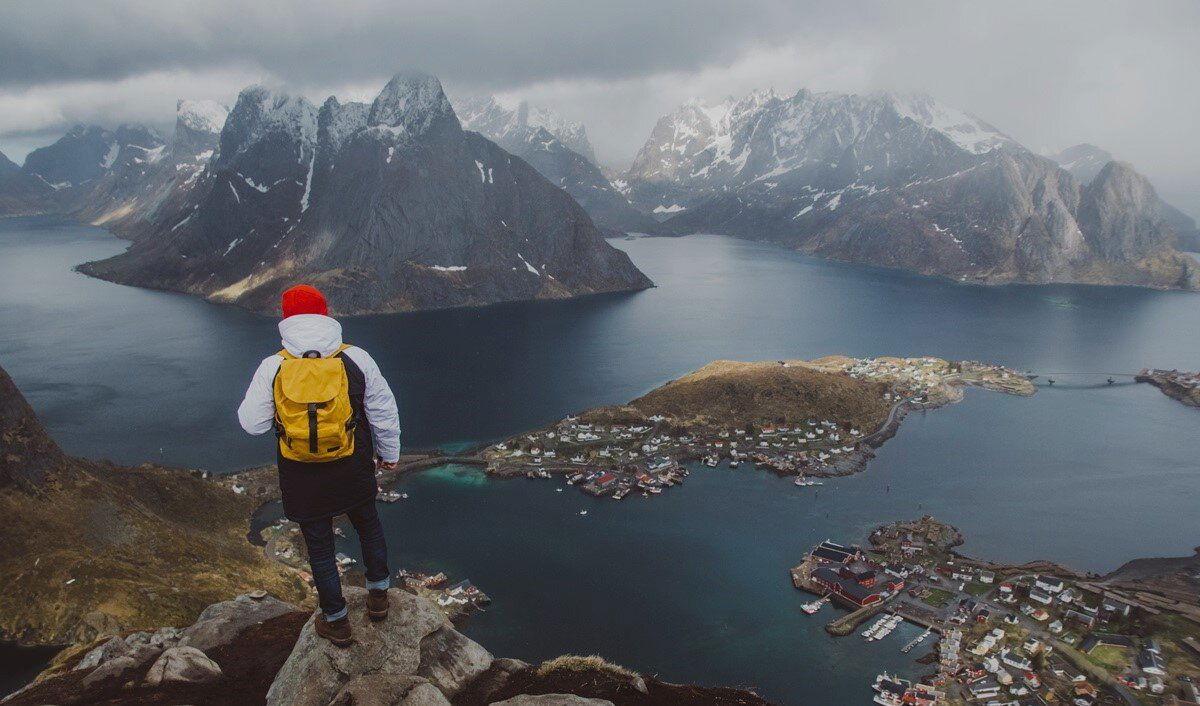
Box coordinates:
[315,614,352,647]
[367,589,390,621]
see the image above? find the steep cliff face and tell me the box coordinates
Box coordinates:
[0,363,305,647]
[1052,143,1200,251]
[630,88,1196,289]
[458,96,662,235]
[78,74,651,315]
[7,588,772,706]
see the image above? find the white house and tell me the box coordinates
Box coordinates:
[1035,575,1065,593]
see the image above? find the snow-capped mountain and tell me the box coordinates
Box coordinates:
[625,88,1014,216]
[626,88,1196,289]
[80,73,651,314]
[0,124,167,216]
[72,100,228,238]
[458,95,661,235]
[458,96,595,161]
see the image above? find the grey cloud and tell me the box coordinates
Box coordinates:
[1,1,1197,217]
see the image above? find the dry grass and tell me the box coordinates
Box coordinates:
[0,460,307,647]
[619,359,891,431]
[536,654,640,679]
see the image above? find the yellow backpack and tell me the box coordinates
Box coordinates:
[273,344,357,463]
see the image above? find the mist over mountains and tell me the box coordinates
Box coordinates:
[1,75,1196,298]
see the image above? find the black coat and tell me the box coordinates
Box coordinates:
[277,353,377,522]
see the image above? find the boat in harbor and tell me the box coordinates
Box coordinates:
[801,594,830,615]
[377,490,403,503]
[794,474,824,487]
[704,453,719,467]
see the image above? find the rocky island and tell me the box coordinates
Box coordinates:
[482,356,1034,497]
[1135,368,1200,408]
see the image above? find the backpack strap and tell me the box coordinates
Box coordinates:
[276,343,351,360]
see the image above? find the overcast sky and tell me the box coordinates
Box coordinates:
[2,0,1197,215]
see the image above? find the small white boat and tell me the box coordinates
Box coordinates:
[579,510,588,515]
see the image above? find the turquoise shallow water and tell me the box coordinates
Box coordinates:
[1,217,1199,703]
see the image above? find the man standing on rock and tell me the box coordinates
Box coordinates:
[238,284,401,646]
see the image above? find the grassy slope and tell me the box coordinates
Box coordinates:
[0,460,307,646]
[582,359,890,431]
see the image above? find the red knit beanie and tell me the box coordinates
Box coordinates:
[281,285,328,318]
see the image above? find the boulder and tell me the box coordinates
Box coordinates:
[490,696,614,706]
[73,636,133,671]
[416,625,495,696]
[330,674,451,705]
[143,646,223,686]
[179,591,299,652]
[266,587,494,706]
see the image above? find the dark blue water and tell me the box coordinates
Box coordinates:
[2,216,1199,704]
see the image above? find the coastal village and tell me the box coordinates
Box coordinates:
[482,356,1035,499]
[790,517,1200,705]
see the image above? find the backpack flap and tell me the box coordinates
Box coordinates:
[274,355,356,463]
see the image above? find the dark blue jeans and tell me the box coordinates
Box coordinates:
[299,499,390,620]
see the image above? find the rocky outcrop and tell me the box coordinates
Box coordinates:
[77,72,651,315]
[3,591,308,704]
[266,587,492,705]
[9,587,771,705]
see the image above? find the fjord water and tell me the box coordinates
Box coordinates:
[3,216,1199,703]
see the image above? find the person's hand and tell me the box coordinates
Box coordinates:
[377,458,398,470]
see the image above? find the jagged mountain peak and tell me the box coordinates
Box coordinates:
[884,92,1014,154]
[176,99,229,135]
[217,86,317,170]
[367,71,458,137]
[457,94,594,162]
[1050,143,1114,185]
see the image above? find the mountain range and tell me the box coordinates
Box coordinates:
[36,73,652,314]
[2,79,1197,295]
[622,89,1198,289]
